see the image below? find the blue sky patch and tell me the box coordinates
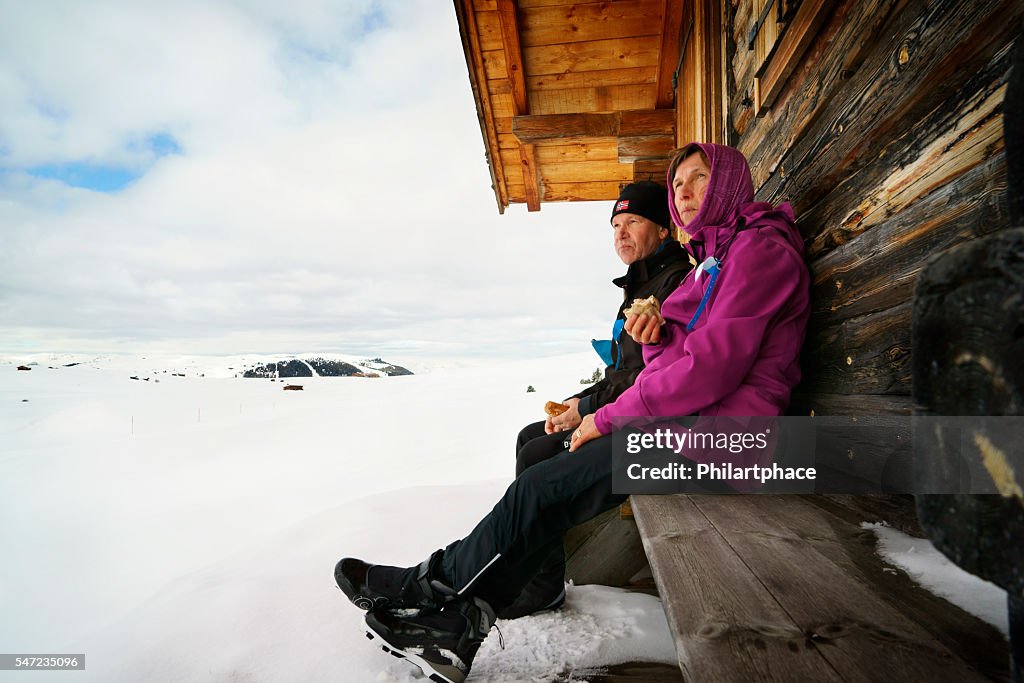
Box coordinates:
[144,132,182,156]
[23,132,181,193]
[27,162,142,192]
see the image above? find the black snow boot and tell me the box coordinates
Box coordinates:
[496,546,566,620]
[496,581,565,620]
[335,549,454,613]
[364,596,496,683]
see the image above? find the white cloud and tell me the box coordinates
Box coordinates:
[0,1,629,358]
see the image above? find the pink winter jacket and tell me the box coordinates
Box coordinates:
[593,143,810,434]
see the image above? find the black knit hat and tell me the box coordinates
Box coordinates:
[610,181,671,231]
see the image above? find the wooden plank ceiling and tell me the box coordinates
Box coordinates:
[455,0,681,212]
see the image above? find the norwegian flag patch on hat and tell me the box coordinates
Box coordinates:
[610,181,670,230]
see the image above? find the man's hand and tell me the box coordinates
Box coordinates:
[548,395,581,432]
[625,312,663,345]
[568,414,602,452]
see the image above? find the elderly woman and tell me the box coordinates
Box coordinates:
[572,141,810,447]
[334,142,810,683]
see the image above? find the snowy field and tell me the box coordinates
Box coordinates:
[0,353,1008,682]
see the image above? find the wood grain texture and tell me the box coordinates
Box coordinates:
[739,495,1009,680]
[513,109,675,142]
[523,35,662,76]
[801,300,913,395]
[454,0,509,212]
[631,494,844,682]
[617,134,676,162]
[801,45,1011,258]
[633,158,671,184]
[656,0,685,108]
[632,494,1005,681]
[675,0,726,144]
[519,0,664,47]
[540,159,634,183]
[755,0,839,112]
[747,0,1021,205]
[496,0,528,115]
[787,393,914,417]
[542,180,629,201]
[726,0,1019,418]
[808,152,1009,326]
[535,138,621,163]
[527,83,658,115]
[527,65,658,91]
[520,142,542,211]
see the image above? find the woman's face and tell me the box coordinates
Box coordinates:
[672,153,711,226]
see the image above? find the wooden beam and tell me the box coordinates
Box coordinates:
[539,159,634,184]
[534,139,620,164]
[675,0,725,144]
[474,10,503,52]
[515,112,621,141]
[454,0,509,212]
[495,0,528,115]
[513,109,675,142]
[632,158,671,184]
[522,35,662,77]
[755,0,839,114]
[481,48,508,79]
[619,109,676,136]
[527,83,657,116]
[496,0,541,211]
[542,180,627,202]
[519,142,542,211]
[617,134,675,163]
[519,0,663,47]
[527,65,658,91]
[655,0,684,108]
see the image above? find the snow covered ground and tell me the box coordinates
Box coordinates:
[0,353,1009,682]
[1,353,676,682]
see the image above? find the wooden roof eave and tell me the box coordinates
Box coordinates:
[456,0,682,211]
[454,0,510,214]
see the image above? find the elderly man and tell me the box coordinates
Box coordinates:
[502,180,690,619]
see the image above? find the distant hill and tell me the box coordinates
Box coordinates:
[242,356,413,378]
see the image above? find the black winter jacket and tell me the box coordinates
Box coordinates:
[571,239,691,416]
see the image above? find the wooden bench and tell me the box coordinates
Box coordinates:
[630,494,1010,682]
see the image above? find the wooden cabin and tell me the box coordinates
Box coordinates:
[456,1,1022,681]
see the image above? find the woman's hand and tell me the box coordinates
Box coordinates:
[625,312,663,345]
[568,414,602,452]
[546,397,582,434]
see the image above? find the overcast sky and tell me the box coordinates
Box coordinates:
[0,0,625,359]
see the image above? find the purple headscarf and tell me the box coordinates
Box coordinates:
[667,141,802,256]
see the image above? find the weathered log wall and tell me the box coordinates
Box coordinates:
[727,0,1022,415]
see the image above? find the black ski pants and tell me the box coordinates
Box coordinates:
[514,419,570,476]
[438,426,626,610]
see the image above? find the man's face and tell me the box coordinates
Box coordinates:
[612,213,665,265]
[672,153,711,226]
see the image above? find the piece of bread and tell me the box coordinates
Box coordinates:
[623,295,660,318]
[544,401,570,417]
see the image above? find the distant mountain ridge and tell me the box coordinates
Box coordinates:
[242,356,413,378]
